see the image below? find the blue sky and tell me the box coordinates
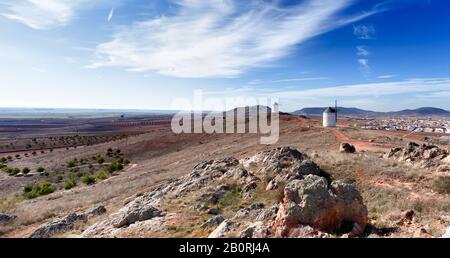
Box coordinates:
[0,0,450,112]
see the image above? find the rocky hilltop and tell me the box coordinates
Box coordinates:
[25,147,369,238]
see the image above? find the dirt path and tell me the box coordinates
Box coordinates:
[331,128,389,153]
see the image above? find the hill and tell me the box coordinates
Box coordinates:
[389,107,450,116]
[292,107,450,117]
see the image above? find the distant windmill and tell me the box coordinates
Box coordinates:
[323,100,338,127]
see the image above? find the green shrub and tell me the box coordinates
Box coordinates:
[11,168,20,175]
[67,161,76,168]
[1,157,7,163]
[124,159,131,165]
[37,167,45,173]
[63,179,77,190]
[22,167,30,174]
[105,163,118,174]
[23,184,33,193]
[76,171,84,178]
[97,157,105,164]
[56,175,63,182]
[1,167,12,174]
[82,175,96,185]
[96,171,108,180]
[38,182,55,195]
[23,182,55,199]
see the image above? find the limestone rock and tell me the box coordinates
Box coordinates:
[208,220,235,238]
[111,202,161,228]
[273,175,368,236]
[239,222,270,238]
[29,213,87,238]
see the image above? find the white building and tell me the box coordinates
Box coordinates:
[323,107,337,127]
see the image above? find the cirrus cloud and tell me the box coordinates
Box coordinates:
[88,0,377,78]
[0,0,88,29]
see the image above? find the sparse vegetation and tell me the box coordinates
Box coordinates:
[96,171,108,181]
[22,167,30,174]
[23,182,56,199]
[217,184,242,211]
[67,160,76,168]
[432,176,450,194]
[37,167,45,173]
[63,178,77,190]
[97,157,105,164]
[0,195,24,213]
[82,175,96,185]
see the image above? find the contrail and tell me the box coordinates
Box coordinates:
[108,8,114,22]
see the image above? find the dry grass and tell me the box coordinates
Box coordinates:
[2,115,450,237]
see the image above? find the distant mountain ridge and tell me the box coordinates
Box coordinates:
[292,107,450,117]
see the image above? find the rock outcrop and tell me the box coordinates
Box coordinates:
[112,202,161,228]
[242,147,324,191]
[88,206,107,217]
[201,216,225,228]
[208,220,236,238]
[80,146,368,238]
[386,142,449,170]
[272,175,368,236]
[0,213,17,223]
[340,143,356,153]
[29,213,87,238]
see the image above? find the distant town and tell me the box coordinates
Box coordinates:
[356,117,450,134]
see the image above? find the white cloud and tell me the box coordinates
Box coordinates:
[356,46,369,56]
[353,24,375,39]
[377,74,396,79]
[418,91,450,98]
[188,78,450,111]
[271,78,450,99]
[89,0,376,78]
[356,46,370,77]
[248,77,328,85]
[1,0,89,29]
[209,78,450,99]
[358,58,369,67]
[358,58,371,78]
